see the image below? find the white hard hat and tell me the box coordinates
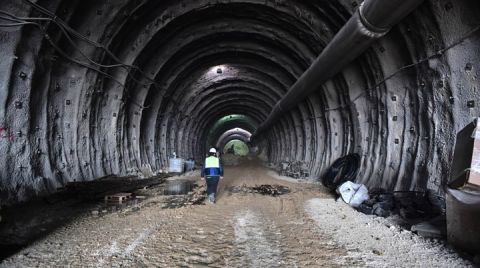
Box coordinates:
[209,148,217,153]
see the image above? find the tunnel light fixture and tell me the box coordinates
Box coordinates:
[207,65,228,77]
[213,65,225,74]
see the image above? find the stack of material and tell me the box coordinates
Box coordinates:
[104,193,133,206]
[277,161,309,179]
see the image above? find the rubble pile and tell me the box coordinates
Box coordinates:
[356,192,396,218]
[276,161,309,179]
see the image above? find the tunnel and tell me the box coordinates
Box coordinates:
[0,0,479,266]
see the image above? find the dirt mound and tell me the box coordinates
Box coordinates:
[221,154,244,166]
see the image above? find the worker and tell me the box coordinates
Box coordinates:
[201,148,224,204]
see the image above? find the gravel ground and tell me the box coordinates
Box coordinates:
[0,160,473,267]
[306,198,473,267]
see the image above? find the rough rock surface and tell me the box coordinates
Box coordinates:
[0,0,479,205]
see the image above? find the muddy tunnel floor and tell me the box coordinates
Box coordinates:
[0,161,474,267]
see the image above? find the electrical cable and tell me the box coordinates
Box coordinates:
[1,7,161,110]
[1,6,241,118]
[324,24,480,112]
[0,11,151,109]
[288,24,480,124]
[21,0,161,86]
[0,22,35,27]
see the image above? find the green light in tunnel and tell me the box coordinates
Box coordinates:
[217,114,248,123]
[223,139,249,156]
[205,114,258,151]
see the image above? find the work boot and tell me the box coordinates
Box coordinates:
[208,193,216,204]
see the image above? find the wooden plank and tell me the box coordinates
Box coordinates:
[104,193,133,205]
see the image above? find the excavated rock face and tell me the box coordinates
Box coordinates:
[0,0,479,204]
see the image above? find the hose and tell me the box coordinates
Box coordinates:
[321,154,360,191]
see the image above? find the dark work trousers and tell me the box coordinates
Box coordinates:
[206,176,220,202]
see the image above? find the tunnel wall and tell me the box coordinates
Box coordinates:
[266,0,480,195]
[0,0,478,204]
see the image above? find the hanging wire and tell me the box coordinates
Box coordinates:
[0,10,152,109]
[21,0,161,86]
[323,24,480,112]
[0,4,259,124]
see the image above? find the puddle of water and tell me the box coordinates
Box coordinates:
[163,180,196,195]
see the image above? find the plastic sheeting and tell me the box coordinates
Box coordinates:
[337,181,369,207]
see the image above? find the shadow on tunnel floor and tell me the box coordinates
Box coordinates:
[0,174,171,261]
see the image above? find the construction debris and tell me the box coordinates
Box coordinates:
[276,161,310,179]
[336,181,369,208]
[357,193,395,218]
[104,193,133,206]
[229,184,290,196]
[252,185,291,196]
[395,191,435,220]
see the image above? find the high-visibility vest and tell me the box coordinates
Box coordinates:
[204,156,221,176]
[205,156,220,168]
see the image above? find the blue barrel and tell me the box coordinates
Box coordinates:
[184,160,195,171]
[169,158,184,173]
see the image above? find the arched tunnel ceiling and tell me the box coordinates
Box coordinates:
[215,128,252,150]
[206,114,257,150]
[0,0,479,204]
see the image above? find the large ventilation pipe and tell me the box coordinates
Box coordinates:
[251,0,425,141]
